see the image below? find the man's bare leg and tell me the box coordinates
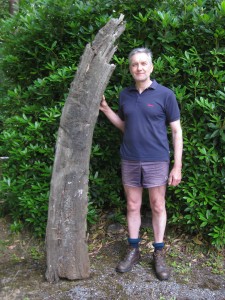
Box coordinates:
[148,185,170,280]
[148,185,167,243]
[125,185,143,238]
[116,185,142,273]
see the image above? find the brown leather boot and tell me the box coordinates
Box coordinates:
[116,246,141,273]
[153,249,170,280]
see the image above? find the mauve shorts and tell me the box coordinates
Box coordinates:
[121,160,169,188]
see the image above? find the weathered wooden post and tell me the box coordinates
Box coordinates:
[45,15,125,283]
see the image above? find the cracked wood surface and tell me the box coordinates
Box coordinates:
[45,15,125,283]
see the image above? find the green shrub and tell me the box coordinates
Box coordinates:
[0,0,224,246]
[0,103,61,236]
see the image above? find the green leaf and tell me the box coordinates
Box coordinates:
[221,0,225,13]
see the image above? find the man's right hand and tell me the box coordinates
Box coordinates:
[99,95,125,132]
[99,95,108,112]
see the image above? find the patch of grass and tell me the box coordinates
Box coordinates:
[168,249,180,258]
[29,246,44,260]
[11,253,22,263]
[170,261,192,275]
[0,239,11,248]
[139,260,150,268]
[159,296,176,300]
[202,252,225,275]
[10,221,23,234]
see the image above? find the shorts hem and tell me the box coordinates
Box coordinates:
[123,183,167,188]
[123,183,142,188]
[143,183,167,188]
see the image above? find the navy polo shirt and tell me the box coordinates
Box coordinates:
[118,80,180,161]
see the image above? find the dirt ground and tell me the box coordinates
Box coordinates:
[0,215,225,300]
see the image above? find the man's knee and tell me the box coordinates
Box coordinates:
[127,199,141,213]
[151,199,166,215]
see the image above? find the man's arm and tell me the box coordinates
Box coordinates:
[168,119,183,186]
[99,95,125,132]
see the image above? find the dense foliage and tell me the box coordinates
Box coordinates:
[0,0,224,247]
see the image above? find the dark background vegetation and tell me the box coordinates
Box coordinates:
[0,0,224,247]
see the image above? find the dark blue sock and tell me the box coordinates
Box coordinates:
[128,238,141,249]
[153,242,164,252]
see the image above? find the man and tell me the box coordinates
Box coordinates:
[99,48,183,280]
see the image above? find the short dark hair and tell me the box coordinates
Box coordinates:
[128,48,153,64]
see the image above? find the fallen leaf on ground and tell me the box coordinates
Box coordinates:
[8,245,16,250]
[193,236,203,245]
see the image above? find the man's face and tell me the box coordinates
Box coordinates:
[129,53,153,83]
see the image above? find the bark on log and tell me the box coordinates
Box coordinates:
[45,15,125,283]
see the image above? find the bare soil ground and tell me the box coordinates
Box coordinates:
[0,215,224,300]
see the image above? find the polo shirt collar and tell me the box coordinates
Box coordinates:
[128,79,158,92]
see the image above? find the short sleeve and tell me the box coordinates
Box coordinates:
[165,91,180,123]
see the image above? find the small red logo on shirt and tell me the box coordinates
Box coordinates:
[147,104,154,107]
